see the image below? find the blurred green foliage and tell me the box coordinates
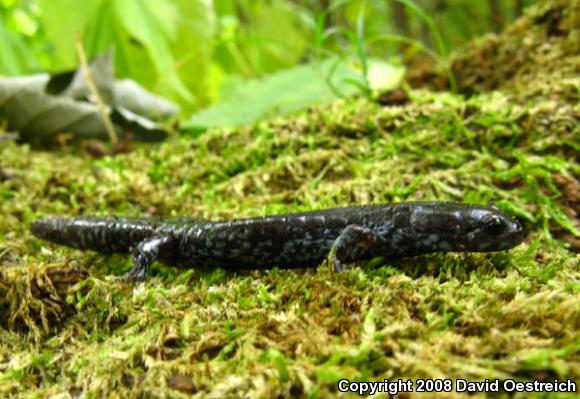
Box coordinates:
[0,0,537,116]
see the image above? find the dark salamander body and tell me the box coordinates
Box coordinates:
[31,202,525,281]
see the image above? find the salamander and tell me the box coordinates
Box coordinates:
[31,202,525,282]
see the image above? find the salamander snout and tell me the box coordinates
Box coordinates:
[463,209,525,252]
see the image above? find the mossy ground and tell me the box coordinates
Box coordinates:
[0,1,579,398]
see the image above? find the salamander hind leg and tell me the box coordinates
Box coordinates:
[329,224,385,273]
[122,235,176,283]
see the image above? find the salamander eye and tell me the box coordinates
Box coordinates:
[484,215,505,234]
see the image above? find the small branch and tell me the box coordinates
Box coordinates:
[75,35,118,145]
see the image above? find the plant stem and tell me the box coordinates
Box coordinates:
[75,34,118,145]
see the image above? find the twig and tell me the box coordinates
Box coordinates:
[75,34,118,144]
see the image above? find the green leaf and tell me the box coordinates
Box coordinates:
[171,0,217,109]
[83,0,123,57]
[114,0,192,101]
[38,0,101,69]
[0,20,38,74]
[366,60,405,91]
[143,0,178,40]
[241,0,310,75]
[184,58,403,130]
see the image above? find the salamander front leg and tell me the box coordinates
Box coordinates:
[123,235,176,283]
[329,224,384,272]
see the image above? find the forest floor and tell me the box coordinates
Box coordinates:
[0,0,578,398]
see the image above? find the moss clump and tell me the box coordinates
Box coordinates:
[0,0,578,397]
[411,0,580,102]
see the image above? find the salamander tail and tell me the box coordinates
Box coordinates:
[31,217,66,243]
[31,216,148,253]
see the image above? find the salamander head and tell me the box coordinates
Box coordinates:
[409,203,525,252]
[458,206,525,252]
